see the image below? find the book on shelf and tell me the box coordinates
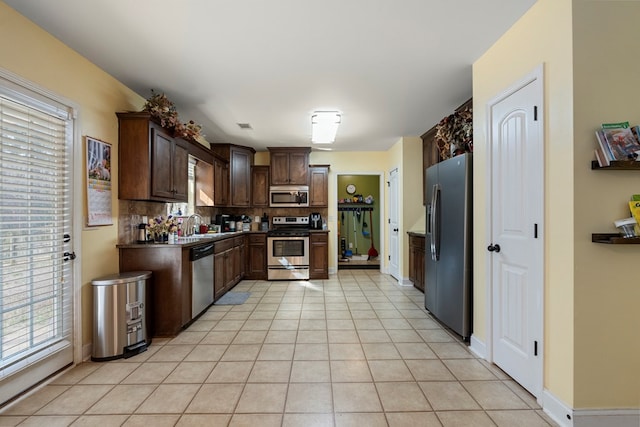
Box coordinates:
[629,200,640,235]
[594,146,610,167]
[600,121,640,161]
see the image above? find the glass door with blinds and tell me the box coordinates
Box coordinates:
[0,80,75,406]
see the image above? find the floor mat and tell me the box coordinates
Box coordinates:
[215,292,251,305]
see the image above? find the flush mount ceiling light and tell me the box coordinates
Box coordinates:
[311,111,341,144]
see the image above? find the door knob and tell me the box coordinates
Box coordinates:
[393,228,398,232]
[487,244,501,253]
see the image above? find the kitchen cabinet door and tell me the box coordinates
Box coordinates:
[268,147,310,185]
[195,159,214,206]
[251,166,270,207]
[408,234,425,292]
[172,138,189,201]
[117,112,188,202]
[246,233,267,279]
[213,251,227,300]
[230,146,252,207]
[309,165,329,207]
[309,232,329,279]
[214,158,229,206]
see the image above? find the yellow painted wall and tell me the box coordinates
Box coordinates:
[473,0,575,406]
[310,151,392,274]
[572,0,640,409]
[401,137,426,280]
[0,2,145,349]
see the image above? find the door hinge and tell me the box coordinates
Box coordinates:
[534,223,538,239]
[388,255,391,261]
[534,340,538,356]
[534,106,538,121]
[388,218,390,224]
[387,181,390,187]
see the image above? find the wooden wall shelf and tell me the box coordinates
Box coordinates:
[592,233,640,244]
[591,160,640,170]
[338,204,374,211]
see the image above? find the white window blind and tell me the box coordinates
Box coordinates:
[0,93,73,389]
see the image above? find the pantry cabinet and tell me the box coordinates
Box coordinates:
[268,147,310,185]
[117,112,188,202]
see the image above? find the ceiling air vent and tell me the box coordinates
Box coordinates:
[237,123,252,130]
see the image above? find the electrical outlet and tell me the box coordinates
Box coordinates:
[349,243,353,248]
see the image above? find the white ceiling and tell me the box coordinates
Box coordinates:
[6,0,536,152]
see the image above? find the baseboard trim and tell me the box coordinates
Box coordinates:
[469,334,486,358]
[397,277,413,287]
[542,389,573,427]
[82,343,92,362]
[573,409,640,427]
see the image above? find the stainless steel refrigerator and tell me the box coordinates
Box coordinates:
[425,153,472,339]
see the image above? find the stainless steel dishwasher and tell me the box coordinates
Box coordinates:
[190,243,214,317]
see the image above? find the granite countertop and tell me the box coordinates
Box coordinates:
[117,229,329,249]
[407,230,426,237]
[116,230,266,249]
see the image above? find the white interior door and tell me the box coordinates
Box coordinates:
[488,66,544,398]
[388,168,399,280]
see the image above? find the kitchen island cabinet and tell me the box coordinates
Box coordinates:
[117,112,188,202]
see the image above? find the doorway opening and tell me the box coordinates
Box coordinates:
[336,174,381,270]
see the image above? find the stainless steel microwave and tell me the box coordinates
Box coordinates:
[269,185,309,207]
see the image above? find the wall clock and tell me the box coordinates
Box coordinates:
[346,184,356,195]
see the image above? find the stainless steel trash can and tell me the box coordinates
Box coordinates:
[91,271,151,361]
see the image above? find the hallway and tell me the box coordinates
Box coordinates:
[0,271,557,426]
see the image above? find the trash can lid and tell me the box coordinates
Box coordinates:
[91,271,152,286]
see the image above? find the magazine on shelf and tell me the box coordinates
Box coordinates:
[600,122,640,161]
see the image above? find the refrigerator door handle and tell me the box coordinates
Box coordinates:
[430,183,440,261]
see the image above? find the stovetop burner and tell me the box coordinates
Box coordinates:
[268,216,311,237]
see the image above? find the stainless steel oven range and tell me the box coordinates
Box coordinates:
[267,216,310,280]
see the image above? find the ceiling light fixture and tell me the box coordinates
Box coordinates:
[311,111,341,144]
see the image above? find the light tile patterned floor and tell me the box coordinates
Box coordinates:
[0,271,559,426]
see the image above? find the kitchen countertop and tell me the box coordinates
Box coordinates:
[407,231,426,237]
[116,230,265,249]
[117,229,330,249]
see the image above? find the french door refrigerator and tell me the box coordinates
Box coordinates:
[425,153,472,339]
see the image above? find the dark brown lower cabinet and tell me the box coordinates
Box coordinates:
[408,233,425,292]
[246,233,267,280]
[119,246,191,337]
[309,232,329,279]
[214,236,245,300]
